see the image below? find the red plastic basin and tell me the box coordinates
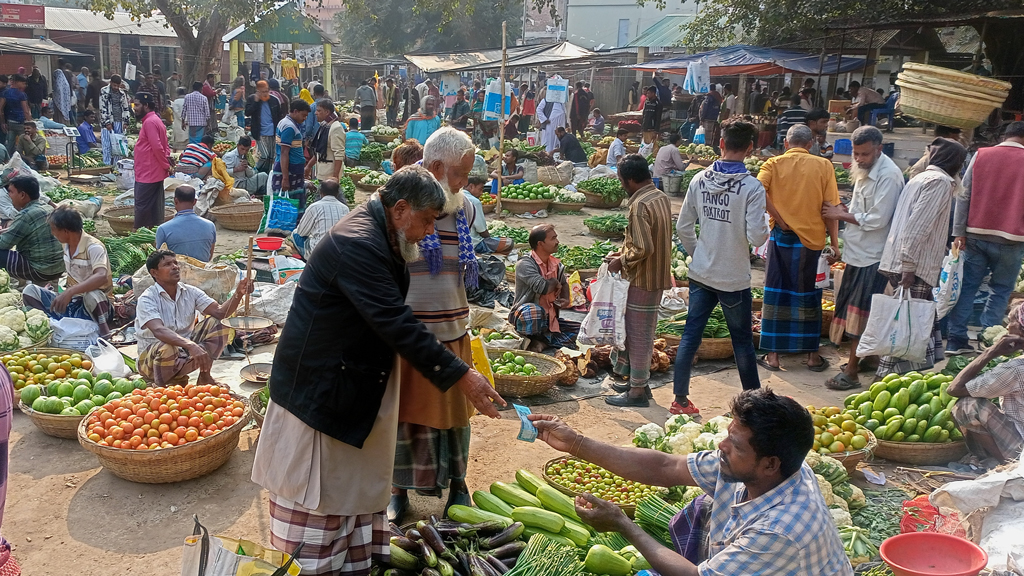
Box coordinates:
[880,533,988,576]
[255,237,283,251]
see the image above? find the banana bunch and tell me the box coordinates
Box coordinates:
[822,299,836,311]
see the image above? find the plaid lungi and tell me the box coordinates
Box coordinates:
[137,316,231,385]
[759,228,823,353]
[0,249,63,283]
[612,285,662,387]
[392,424,471,492]
[875,273,942,377]
[256,135,277,175]
[509,303,580,349]
[269,495,390,576]
[952,396,1024,461]
[830,262,888,344]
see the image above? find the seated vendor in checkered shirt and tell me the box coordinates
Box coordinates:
[528,388,854,576]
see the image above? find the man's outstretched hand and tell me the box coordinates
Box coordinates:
[528,414,580,453]
[457,369,506,418]
[575,493,629,533]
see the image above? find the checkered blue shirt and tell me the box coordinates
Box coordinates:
[686,450,853,576]
[182,91,209,127]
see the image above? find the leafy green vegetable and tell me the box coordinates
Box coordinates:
[577,177,626,203]
[835,167,851,184]
[82,219,96,233]
[49,184,92,203]
[487,221,530,244]
[554,241,618,271]
[678,168,703,193]
[359,142,386,164]
[583,214,628,233]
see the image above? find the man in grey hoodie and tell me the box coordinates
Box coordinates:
[671,121,770,415]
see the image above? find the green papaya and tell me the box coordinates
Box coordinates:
[869,382,888,400]
[854,391,872,406]
[871,410,884,421]
[904,404,919,419]
[907,381,926,401]
[855,415,868,425]
[859,401,874,418]
[901,418,918,436]
[873,391,892,412]
[844,393,859,408]
[917,391,934,406]
[939,429,950,442]
[891,431,906,442]
[915,403,932,423]
[864,419,881,431]
[916,419,929,436]
[923,425,942,443]
[905,434,921,442]
[883,408,901,422]
[895,389,910,412]
[882,417,903,440]
[950,428,963,440]
[929,396,943,414]
[929,408,950,429]
[926,375,946,389]
[886,379,904,394]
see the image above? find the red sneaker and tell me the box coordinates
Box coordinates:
[670,400,700,415]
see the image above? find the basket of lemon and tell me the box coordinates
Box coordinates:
[486,349,565,397]
[4,348,93,404]
[808,405,877,474]
[498,183,553,213]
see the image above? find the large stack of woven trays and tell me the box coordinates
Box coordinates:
[895,63,1012,130]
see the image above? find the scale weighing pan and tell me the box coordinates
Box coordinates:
[240,362,273,384]
[221,316,274,331]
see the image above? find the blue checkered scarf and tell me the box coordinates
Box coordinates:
[418,206,479,289]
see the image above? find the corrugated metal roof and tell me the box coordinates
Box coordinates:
[45,7,177,37]
[626,15,695,49]
[0,36,87,56]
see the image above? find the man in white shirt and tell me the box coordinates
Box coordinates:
[222,136,269,195]
[847,80,886,124]
[821,126,905,390]
[607,128,628,168]
[292,179,350,258]
[652,133,686,182]
[134,249,252,386]
[464,174,512,254]
[722,83,737,120]
[304,99,346,182]
[170,87,188,150]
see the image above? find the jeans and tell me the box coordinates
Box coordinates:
[947,237,1024,346]
[673,281,761,396]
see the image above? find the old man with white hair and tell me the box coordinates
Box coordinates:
[252,165,505,575]
[756,123,841,372]
[389,127,482,522]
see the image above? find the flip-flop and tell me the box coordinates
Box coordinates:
[825,372,861,390]
[757,354,780,371]
[807,357,831,373]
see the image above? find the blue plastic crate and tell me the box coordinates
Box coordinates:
[834,138,852,155]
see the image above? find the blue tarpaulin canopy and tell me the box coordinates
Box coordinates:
[632,44,870,76]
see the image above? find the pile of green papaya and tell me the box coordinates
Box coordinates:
[841,371,961,443]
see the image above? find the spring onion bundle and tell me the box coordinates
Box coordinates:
[635,494,682,548]
[504,534,586,576]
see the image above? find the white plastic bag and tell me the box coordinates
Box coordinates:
[116,159,136,190]
[578,263,630,349]
[856,287,936,362]
[934,246,964,320]
[638,140,655,158]
[693,125,706,144]
[85,338,131,378]
[815,247,833,289]
[50,317,100,351]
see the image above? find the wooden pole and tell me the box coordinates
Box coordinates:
[244,235,254,316]
[498,22,507,210]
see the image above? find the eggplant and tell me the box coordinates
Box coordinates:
[456,549,471,576]
[499,558,517,570]
[470,520,506,535]
[384,570,414,576]
[390,536,420,553]
[468,557,489,576]
[405,529,422,541]
[485,555,508,575]
[420,569,442,576]
[389,523,405,537]
[436,558,455,576]
[421,524,448,555]
[479,522,524,549]
[429,514,440,526]
[420,539,438,568]
[487,541,526,560]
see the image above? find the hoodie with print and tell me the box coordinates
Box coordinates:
[677,160,769,292]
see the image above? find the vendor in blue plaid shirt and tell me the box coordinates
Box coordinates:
[529,388,853,576]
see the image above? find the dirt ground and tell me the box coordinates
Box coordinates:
[6,147,935,574]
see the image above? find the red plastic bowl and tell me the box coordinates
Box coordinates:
[880,533,988,576]
[255,237,283,251]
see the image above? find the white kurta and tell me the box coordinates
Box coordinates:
[535,98,566,153]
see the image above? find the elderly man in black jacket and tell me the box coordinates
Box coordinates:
[252,165,504,576]
[245,80,283,173]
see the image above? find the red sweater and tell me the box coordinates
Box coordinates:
[966,144,1024,242]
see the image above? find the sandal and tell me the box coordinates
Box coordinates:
[756,354,780,371]
[825,372,861,390]
[807,357,831,373]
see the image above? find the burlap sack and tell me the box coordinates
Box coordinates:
[133,254,238,303]
[537,161,573,186]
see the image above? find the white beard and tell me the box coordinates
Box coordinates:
[850,163,872,184]
[396,229,421,263]
[438,175,465,215]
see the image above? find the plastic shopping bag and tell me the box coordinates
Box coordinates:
[578,263,629,349]
[181,515,303,576]
[933,246,964,320]
[856,287,936,363]
[85,338,131,378]
[815,247,833,289]
[692,125,706,144]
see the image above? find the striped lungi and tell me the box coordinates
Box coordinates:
[611,285,662,387]
[392,424,470,493]
[830,262,888,344]
[509,303,580,349]
[952,396,1024,461]
[257,135,277,174]
[875,273,942,378]
[138,317,231,385]
[759,228,823,353]
[269,495,390,576]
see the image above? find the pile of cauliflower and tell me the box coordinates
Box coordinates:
[632,414,732,456]
[0,277,52,351]
[671,246,692,281]
[806,451,866,528]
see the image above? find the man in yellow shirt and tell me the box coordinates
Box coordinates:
[756,124,840,372]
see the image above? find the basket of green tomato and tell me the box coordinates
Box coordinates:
[487,349,565,397]
[498,182,554,213]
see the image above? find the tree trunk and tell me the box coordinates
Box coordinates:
[980,21,1024,110]
[179,35,226,87]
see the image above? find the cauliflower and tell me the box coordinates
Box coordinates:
[847,484,866,510]
[829,507,852,527]
[809,454,849,486]
[702,415,733,434]
[662,433,693,455]
[680,421,705,441]
[833,481,854,502]
[17,335,31,349]
[805,451,822,469]
[24,314,50,341]
[981,325,1008,346]
[0,325,19,351]
[664,414,694,435]
[832,496,849,512]
[815,473,835,506]
[0,270,9,293]
[692,432,720,452]
[632,423,666,449]
[0,292,21,308]
[0,308,26,333]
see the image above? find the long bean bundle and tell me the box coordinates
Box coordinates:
[504,534,587,576]
[635,494,682,548]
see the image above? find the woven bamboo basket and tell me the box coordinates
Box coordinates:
[104,206,175,236]
[13,333,52,352]
[542,457,637,518]
[14,346,92,361]
[355,179,386,192]
[250,388,266,428]
[895,78,1006,130]
[373,134,400,144]
[19,400,87,439]
[872,438,968,466]
[345,171,367,183]
[752,298,763,312]
[481,201,496,213]
[586,226,625,240]
[657,333,682,347]
[580,191,623,209]
[486,349,565,397]
[551,201,585,213]
[697,337,733,360]
[821,309,835,337]
[828,430,878,474]
[208,203,264,232]
[77,394,250,483]
[902,63,1012,93]
[499,198,551,213]
[505,267,516,283]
